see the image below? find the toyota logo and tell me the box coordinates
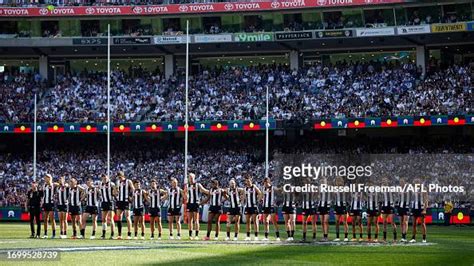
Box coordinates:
[271,2,280,8]
[224,3,234,10]
[317,0,327,6]
[39,8,48,15]
[179,5,188,12]
[85,7,95,14]
[132,6,143,14]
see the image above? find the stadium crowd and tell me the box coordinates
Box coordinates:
[1,136,472,208]
[1,61,472,123]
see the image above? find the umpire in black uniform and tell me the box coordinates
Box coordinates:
[25,181,42,238]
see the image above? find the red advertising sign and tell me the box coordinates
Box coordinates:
[0,0,405,17]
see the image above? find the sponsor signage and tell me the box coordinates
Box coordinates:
[397,25,431,35]
[431,23,466,33]
[234,32,274,42]
[0,0,405,17]
[315,29,353,38]
[356,27,395,37]
[467,22,474,31]
[154,35,189,44]
[194,34,232,43]
[72,38,107,45]
[113,37,151,45]
[275,31,313,40]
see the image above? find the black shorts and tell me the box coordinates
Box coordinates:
[282,206,296,214]
[116,201,130,211]
[398,207,410,216]
[133,208,144,216]
[69,205,81,216]
[186,203,199,212]
[334,206,347,215]
[262,207,276,214]
[350,210,362,216]
[168,207,181,216]
[244,207,259,215]
[85,206,98,215]
[301,208,316,215]
[318,207,330,215]
[227,207,241,216]
[149,207,161,217]
[381,206,393,215]
[367,210,379,217]
[209,206,223,214]
[57,204,68,212]
[101,202,114,212]
[412,209,425,218]
[43,203,54,212]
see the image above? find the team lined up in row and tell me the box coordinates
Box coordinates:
[26,173,428,243]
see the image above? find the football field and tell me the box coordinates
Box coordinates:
[0,223,473,265]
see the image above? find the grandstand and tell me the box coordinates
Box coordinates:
[0,0,473,265]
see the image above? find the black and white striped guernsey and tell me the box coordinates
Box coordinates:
[283,192,295,208]
[43,183,55,204]
[210,188,223,207]
[69,187,81,207]
[87,187,98,207]
[301,192,313,209]
[57,186,69,206]
[100,182,114,203]
[263,186,275,208]
[117,179,130,202]
[351,192,363,210]
[227,188,240,208]
[168,187,182,209]
[367,192,378,211]
[399,191,410,208]
[412,191,424,210]
[149,189,161,208]
[245,185,258,208]
[133,189,145,209]
[187,183,201,204]
[382,191,394,207]
[319,190,331,208]
[335,191,346,207]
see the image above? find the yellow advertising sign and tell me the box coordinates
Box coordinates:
[431,23,466,33]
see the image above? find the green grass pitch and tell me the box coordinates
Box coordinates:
[0,223,473,265]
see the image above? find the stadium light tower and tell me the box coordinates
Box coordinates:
[107,24,111,179]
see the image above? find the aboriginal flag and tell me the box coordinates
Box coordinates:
[313,119,332,130]
[145,123,163,132]
[211,121,229,131]
[347,118,366,128]
[381,117,398,127]
[80,123,98,133]
[243,121,261,131]
[113,123,131,132]
[178,122,195,132]
[414,116,432,126]
[448,115,466,126]
[14,124,32,133]
[47,123,65,133]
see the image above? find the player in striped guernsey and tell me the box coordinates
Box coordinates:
[397,179,410,242]
[148,179,167,240]
[333,178,349,242]
[318,179,331,241]
[99,174,116,240]
[168,178,184,240]
[261,178,280,241]
[115,171,135,240]
[81,177,99,239]
[349,191,364,242]
[244,176,262,241]
[56,176,69,239]
[132,180,148,240]
[42,174,57,239]
[380,179,397,242]
[300,190,317,242]
[203,179,227,240]
[281,190,296,241]
[185,173,207,240]
[366,185,380,242]
[225,178,244,241]
[410,179,428,243]
[68,178,83,239]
